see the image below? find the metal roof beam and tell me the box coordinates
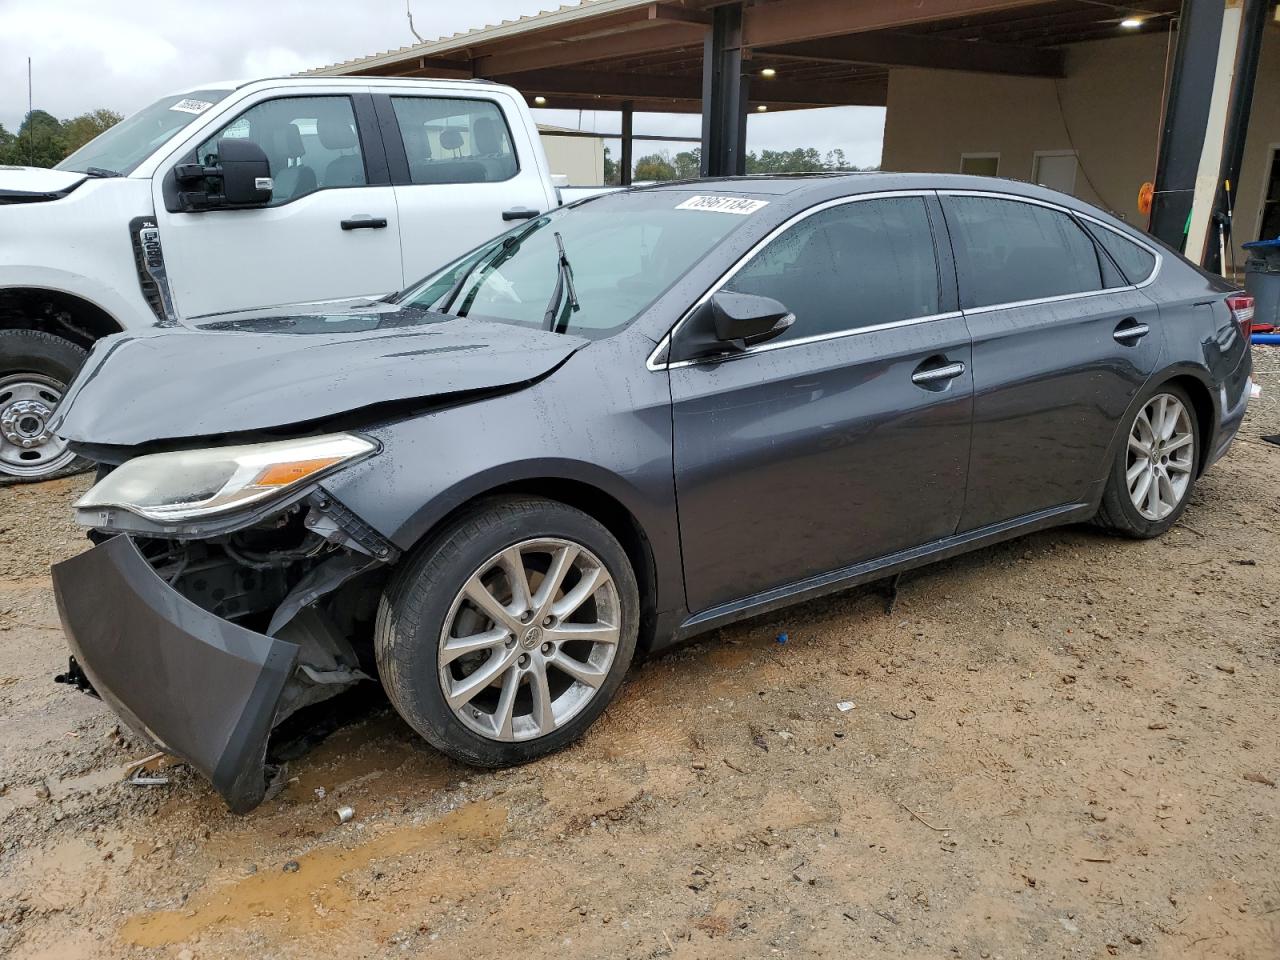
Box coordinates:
[477,23,708,75]
[742,0,1056,48]
[759,30,1065,77]
[502,67,882,106]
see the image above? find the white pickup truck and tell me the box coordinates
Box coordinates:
[0,76,601,481]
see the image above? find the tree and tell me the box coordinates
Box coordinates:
[603,146,619,185]
[61,109,123,153]
[0,107,122,167]
[633,151,677,181]
[672,148,701,179]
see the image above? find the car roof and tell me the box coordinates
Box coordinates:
[627,172,1140,235]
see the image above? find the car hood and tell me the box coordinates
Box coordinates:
[51,299,588,446]
[0,165,88,202]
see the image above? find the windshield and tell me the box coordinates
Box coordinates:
[56,89,232,176]
[398,190,763,339]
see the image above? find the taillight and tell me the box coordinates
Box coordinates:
[1227,293,1255,341]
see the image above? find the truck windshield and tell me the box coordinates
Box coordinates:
[56,89,232,177]
[398,190,762,339]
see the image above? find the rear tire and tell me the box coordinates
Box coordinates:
[0,329,92,484]
[1095,383,1200,539]
[375,496,639,768]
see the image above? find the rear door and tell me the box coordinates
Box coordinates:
[669,193,974,614]
[376,90,555,284]
[156,91,403,317]
[939,192,1165,530]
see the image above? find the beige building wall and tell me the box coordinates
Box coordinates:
[538,131,605,185]
[882,28,1280,260]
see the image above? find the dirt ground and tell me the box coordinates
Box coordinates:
[2,353,1278,960]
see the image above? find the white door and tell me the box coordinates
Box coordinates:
[1033,152,1079,196]
[155,94,402,318]
[386,92,554,284]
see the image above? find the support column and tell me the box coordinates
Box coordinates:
[1148,0,1226,252]
[1150,0,1267,268]
[700,2,749,177]
[620,100,634,187]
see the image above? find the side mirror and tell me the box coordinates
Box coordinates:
[709,291,795,347]
[673,291,796,362]
[217,139,273,205]
[173,138,272,210]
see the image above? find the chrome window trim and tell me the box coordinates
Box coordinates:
[646,186,1166,372]
[647,189,942,371]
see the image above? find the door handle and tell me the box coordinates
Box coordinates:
[1113,318,1150,343]
[502,208,540,221]
[911,360,966,385]
[340,216,388,231]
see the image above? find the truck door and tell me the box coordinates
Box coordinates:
[154,92,403,318]
[376,91,556,285]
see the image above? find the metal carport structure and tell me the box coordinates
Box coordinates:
[310,0,1273,267]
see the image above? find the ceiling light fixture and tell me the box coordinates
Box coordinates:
[757,104,769,112]
[760,67,777,78]
[534,95,547,105]
[1120,17,1143,28]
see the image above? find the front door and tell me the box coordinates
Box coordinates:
[670,194,974,614]
[156,93,402,318]
[939,193,1165,530]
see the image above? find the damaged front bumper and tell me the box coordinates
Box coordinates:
[52,527,385,813]
[53,535,300,812]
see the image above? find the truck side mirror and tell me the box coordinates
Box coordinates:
[218,139,273,205]
[173,138,272,210]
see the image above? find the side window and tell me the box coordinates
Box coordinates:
[1083,222,1158,285]
[943,196,1104,308]
[196,96,366,206]
[391,97,518,185]
[722,197,940,342]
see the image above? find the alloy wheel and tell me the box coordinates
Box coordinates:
[438,537,621,742]
[0,374,76,479]
[1126,393,1194,521]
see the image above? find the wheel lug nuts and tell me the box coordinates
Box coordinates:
[505,636,516,647]
[541,642,552,654]
[542,616,554,627]
[518,653,530,667]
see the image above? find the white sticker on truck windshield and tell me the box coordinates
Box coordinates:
[170,99,214,115]
[676,195,769,215]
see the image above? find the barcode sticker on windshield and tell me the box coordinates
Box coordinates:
[676,196,769,215]
[170,99,214,115]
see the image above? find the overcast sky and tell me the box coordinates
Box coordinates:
[0,0,885,166]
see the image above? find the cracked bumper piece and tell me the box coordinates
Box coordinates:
[51,535,300,813]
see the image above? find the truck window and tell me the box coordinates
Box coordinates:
[391,97,518,185]
[197,96,368,205]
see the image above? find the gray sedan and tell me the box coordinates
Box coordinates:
[49,174,1254,811]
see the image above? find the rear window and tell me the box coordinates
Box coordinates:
[392,97,518,185]
[943,196,1105,309]
[1083,222,1158,285]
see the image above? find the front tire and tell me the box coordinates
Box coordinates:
[375,497,639,767]
[1095,383,1200,539]
[0,329,92,484]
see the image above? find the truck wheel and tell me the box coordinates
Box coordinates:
[0,330,93,484]
[375,496,639,768]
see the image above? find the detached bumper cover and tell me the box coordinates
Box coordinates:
[51,535,299,812]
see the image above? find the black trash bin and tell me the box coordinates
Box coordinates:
[1242,237,1280,334]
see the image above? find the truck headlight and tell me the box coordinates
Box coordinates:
[75,433,377,522]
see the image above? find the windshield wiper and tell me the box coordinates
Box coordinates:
[444,216,544,316]
[542,231,580,334]
[82,166,122,178]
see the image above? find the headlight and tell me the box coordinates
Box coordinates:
[75,433,377,522]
